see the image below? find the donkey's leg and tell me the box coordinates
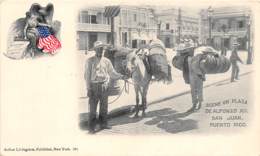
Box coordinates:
[134,85,140,117]
[141,85,149,117]
[141,95,146,117]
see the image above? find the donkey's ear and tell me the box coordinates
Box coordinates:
[135,48,141,54]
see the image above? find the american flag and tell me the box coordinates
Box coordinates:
[37,26,61,54]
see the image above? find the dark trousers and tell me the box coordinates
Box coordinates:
[88,82,108,130]
[231,62,239,81]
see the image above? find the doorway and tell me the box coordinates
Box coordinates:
[89,33,98,50]
[165,37,171,48]
[224,38,230,49]
[122,32,128,47]
[132,40,137,48]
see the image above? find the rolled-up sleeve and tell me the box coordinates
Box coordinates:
[107,60,123,80]
[84,59,92,89]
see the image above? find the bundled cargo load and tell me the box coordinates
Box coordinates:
[172,55,186,71]
[148,39,172,82]
[190,47,231,75]
[109,46,133,75]
[172,46,231,75]
[172,43,194,71]
[103,46,133,96]
[198,53,231,74]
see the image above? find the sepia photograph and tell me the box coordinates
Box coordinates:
[77,4,254,134]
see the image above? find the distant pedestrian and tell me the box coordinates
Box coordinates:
[230,42,243,82]
[84,41,126,134]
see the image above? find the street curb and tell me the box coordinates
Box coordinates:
[79,71,253,128]
[149,71,253,106]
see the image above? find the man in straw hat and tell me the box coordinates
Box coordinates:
[230,41,243,82]
[84,41,127,134]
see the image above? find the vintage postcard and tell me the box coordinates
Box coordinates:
[0,0,259,156]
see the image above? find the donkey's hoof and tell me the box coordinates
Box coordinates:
[142,112,146,117]
[134,113,139,118]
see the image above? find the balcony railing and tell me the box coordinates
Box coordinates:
[212,28,247,36]
[77,23,111,32]
[160,30,174,35]
[212,28,247,33]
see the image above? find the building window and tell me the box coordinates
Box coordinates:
[158,23,161,31]
[96,12,103,24]
[122,32,128,47]
[78,31,88,50]
[81,11,89,23]
[89,33,98,50]
[91,15,97,24]
[107,18,111,25]
[134,14,137,22]
[132,40,137,48]
[122,11,127,26]
[141,13,145,24]
[107,33,112,44]
[166,23,170,30]
[238,21,245,28]
[165,37,171,48]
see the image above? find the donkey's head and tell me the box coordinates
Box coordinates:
[125,49,147,77]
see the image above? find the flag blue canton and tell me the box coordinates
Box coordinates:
[37,26,51,38]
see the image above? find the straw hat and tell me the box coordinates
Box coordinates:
[93,41,108,50]
[176,43,194,53]
[201,46,216,53]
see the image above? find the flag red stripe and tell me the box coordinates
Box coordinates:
[37,35,61,53]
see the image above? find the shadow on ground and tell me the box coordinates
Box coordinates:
[109,108,198,134]
[79,107,198,134]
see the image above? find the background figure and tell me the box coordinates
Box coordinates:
[230,42,243,82]
[221,46,227,56]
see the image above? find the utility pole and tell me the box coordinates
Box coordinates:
[246,14,252,64]
[221,25,227,56]
[208,17,212,45]
[207,7,213,46]
[111,17,115,46]
[157,21,161,39]
[177,8,182,44]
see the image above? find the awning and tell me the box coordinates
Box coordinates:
[104,6,120,18]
